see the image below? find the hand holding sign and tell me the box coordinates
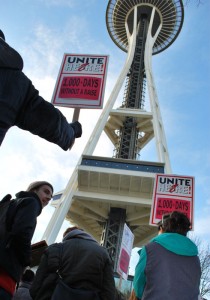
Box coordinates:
[70,121,82,138]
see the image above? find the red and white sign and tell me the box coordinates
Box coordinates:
[117,224,134,280]
[51,53,109,109]
[150,174,194,227]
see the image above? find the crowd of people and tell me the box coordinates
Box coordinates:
[0,29,202,300]
[0,184,202,300]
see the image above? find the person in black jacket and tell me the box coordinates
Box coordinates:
[13,269,35,300]
[0,181,53,300]
[30,226,116,300]
[0,29,82,150]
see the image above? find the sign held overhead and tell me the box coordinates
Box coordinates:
[150,174,194,228]
[52,54,109,109]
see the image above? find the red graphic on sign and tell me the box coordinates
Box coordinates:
[77,63,89,71]
[119,249,130,274]
[155,197,191,220]
[58,76,102,100]
[169,184,178,192]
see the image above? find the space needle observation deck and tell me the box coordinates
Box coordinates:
[106,0,184,54]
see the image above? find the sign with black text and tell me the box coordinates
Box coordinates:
[150,174,194,227]
[52,53,109,109]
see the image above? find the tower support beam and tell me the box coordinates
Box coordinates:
[144,7,172,172]
[42,6,138,245]
[101,208,126,271]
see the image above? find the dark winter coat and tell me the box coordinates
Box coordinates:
[30,230,115,300]
[0,38,75,150]
[0,191,42,282]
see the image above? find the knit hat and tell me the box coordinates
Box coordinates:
[26,181,53,194]
[0,30,5,41]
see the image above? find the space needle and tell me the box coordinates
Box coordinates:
[43,0,184,271]
[105,0,184,169]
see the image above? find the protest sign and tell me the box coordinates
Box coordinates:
[150,174,194,227]
[117,223,134,280]
[52,54,109,109]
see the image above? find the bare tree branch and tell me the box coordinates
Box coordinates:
[190,235,210,298]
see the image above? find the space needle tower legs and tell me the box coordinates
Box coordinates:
[42,7,138,245]
[144,7,172,173]
[43,1,184,270]
[144,7,171,174]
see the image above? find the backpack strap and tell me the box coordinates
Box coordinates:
[5,198,17,232]
[56,243,64,279]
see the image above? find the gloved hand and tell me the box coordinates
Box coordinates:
[70,121,82,138]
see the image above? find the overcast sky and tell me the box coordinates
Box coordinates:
[0,0,210,277]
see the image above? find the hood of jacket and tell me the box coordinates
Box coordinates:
[63,229,98,243]
[0,38,23,70]
[150,233,198,256]
[15,191,42,216]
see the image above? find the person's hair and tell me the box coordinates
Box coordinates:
[161,211,191,236]
[21,269,35,283]
[157,221,162,231]
[63,226,83,238]
[26,181,53,194]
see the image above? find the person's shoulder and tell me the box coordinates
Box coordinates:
[45,242,62,261]
[15,191,42,212]
[98,244,112,256]
[47,242,61,253]
[48,242,60,249]
[0,38,23,71]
